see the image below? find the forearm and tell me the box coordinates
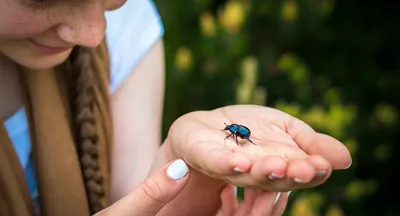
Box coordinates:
[149,140,225,216]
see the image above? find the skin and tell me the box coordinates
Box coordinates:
[110,39,165,201]
[152,105,351,215]
[0,0,352,215]
[216,184,289,216]
[95,160,289,216]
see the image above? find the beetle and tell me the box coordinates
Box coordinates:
[221,123,255,145]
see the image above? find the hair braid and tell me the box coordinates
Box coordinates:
[68,44,110,214]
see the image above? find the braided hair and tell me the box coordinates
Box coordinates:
[66,41,112,214]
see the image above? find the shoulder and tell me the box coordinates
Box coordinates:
[104,0,165,94]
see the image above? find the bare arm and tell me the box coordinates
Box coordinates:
[110,39,165,202]
[110,39,224,215]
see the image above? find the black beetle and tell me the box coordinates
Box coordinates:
[221,123,255,145]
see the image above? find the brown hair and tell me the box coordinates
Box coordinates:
[0,33,113,216]
[64,41,112,214]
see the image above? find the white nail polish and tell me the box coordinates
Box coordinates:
[275,191,292,204]
[268,173,284,180]
[316,170,326,176]
[345,161,352,169]
[274,192,281,204]
[233,167,245,172]
[294,178,310,183]
[167,159,189,180]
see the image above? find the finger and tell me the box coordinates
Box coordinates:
[185,140,253,176]
[286,159,316,184]
[286,117,352,169]
[234,188,262,215]
[269,156,331,190]
[96,159,190,216]
[272,192,289,216]
[248,190,278,216]
[216,184,238,216]
[250,155,287,183]
[307,155,332,178]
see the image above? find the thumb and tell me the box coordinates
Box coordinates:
[95,159,190,216]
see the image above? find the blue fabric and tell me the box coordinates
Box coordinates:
[4,0,164,211]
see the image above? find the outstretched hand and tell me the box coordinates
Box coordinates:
[167,104,351,191]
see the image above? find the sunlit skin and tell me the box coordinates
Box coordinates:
[0,0,352,215]
[153,104,351,215]
[167,105,349,191]
[0,0,126,69]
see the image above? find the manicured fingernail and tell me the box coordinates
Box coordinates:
[274,192,281,204]
[294,178,310,183]
[345,161,352,169]
[268,173,284,180]
[233,186,237,197]
[233,167,246,172]
[167,159,189,180]
[316,170,326,176]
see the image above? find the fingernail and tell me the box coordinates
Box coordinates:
[274,192,281,204]
[167,159,189,180]
[268,173,284,180]
[294,178,310,183]
[233,167,246,172]
[233,186,237,197]
[316,170,326,176]
[345,161,352,169]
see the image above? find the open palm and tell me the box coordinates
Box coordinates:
[167,104,351,191]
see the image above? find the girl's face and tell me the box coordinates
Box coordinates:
[0,0,126,69]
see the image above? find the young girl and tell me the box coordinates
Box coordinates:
[0,0,352,215]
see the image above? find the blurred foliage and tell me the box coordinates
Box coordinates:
[154,0,399,215]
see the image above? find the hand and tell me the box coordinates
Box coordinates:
[94,159,190,216]
[216,184,289,216]
[166,104,352,191]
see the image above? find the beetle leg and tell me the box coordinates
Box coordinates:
[235,135,239,145]
[224,133,233,140]
[246,137,256,145]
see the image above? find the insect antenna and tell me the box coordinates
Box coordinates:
[221,122,228,131]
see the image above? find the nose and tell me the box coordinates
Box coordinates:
[56,2,107,48]
[106,0,127,10]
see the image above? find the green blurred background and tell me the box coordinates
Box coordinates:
[154,0,399,215]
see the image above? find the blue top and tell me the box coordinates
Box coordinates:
[4,0,164,214]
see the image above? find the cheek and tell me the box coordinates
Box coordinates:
[0,4,53,39]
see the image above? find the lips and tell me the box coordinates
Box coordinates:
[28,39,73,55]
